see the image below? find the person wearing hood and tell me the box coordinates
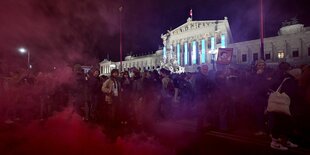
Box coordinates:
[85,68,101,121]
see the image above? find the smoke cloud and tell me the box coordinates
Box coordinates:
[0,0,121,72]
[0,107,173,155]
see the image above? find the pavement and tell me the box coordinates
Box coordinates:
[159,118,310,155]
[1,114,310,155]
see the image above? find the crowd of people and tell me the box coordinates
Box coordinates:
[1,60,310,150]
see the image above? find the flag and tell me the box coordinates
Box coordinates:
[190,9,193,18]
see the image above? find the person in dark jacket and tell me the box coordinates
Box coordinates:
[250,59,272,135]
[85,68,101,121]
[195,65,215,131]
[120,71,132,125]
[268,68,301,150]
[71,64,86,117]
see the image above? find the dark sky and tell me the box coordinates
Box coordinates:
[0,0,309,69]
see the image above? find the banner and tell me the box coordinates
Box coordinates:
[217,48,233,65]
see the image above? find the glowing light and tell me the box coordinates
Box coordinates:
[192,41,196,64]
[201,39,206,63]
[177,44,180,65]
[29,65,32,69]
[278,51,284,59]
[18,47,27,53]
[221,34,226,48]
[184,43,188,65]
[163,46,167,62]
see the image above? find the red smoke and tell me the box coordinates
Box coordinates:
[0,107,173,155]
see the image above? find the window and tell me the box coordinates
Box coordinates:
[253,53,258,61]
[242,54,247,62]
[292,50,299,57]
[278,51,284,59]
[216,33,221,44]
[221,34,226,48]
[265,54,271,60]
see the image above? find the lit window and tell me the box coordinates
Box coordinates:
[163,46,167,62]
[192,41,197,65]
[184,42,188,65]
[201,39,206,63]
[221,34,226,48]
[211,37,215,50]
[278,51,285,59]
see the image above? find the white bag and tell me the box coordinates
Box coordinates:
[267,78,291,115]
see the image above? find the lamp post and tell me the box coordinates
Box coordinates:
[119,6,123,72]
[260,0,265,60]
[18,47,31,69]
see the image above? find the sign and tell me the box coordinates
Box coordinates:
[217,48,233,65]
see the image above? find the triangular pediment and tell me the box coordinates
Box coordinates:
[168,20,224,35]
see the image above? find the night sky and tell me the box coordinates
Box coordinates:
[0,0,309,70]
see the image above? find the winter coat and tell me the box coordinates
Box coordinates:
[102,78,121,104]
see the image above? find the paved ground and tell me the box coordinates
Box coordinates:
[154,119,310,155]
[1,111,310,155]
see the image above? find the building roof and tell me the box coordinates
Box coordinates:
[161,17,233,43]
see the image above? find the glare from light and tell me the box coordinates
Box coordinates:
[18,47,27,53]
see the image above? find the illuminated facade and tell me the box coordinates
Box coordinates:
[161,17,233,72]
[228,24,310,66]
[99,19,310,75]
[99,50,162,76]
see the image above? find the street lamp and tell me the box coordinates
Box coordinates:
[260,0,265,60]
[18,47,31,69]
[119,6,123,72]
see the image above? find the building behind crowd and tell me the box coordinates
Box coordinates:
[161,17,233,72]
[99,50,162,76]
[99,16,310,75]
[228,23,310,67]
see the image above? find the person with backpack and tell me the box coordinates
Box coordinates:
[267,67,301,150]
